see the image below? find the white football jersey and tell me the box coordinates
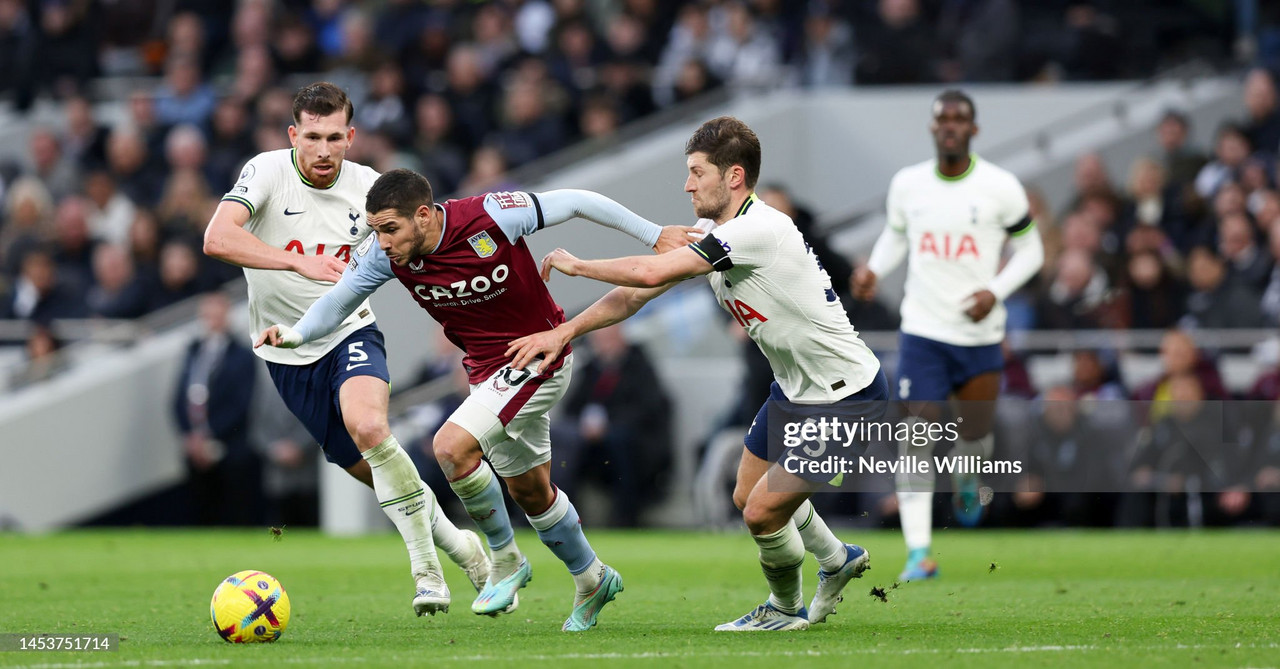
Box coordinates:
[886,156,1031,346]
[221,149,380,364]
[692,195,880,404]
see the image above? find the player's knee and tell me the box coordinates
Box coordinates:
[741,502,779,535]
[432,430,478,476]
[348,416,390,452]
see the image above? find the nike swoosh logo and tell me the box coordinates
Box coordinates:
[405,505,424,515]
[284,209,305,216]
[346,363,371,371]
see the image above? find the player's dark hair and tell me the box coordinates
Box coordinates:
[366,168,435,219]
[685,116,761,190]
[293,82,354,124]
[933,89,976,121]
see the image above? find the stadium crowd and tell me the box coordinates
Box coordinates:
[1,0,1278,528]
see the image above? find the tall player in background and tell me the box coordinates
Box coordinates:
[203,83,488,617]
[853,90,1044,582]
[511,117,885,631]
[256,168,696,630]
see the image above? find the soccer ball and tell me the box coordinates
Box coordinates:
[210,570,291,643]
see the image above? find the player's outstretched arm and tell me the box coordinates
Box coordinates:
[506,283,673,371]
[535,189,700,253]
[253,268,377,349]
[541,246,710,288]
[204,201,346,282]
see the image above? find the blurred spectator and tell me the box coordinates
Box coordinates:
[493,78,567,168]
[1037,248,1120,329]
[1181,245,1264,329]
[1,177,54,277]
[705,1,782,92]
[1047,1,1124,81]
[356,60,412,144]
[1122,156,1189,247]
[578,93,621,146]
[440,45,498,154]
[126,208,162,277]
[149,240,208,311]
[205,98,256,190]
[156,168,215,239]
[457,145,515,197]
[62,94,108,169]
[49,196,97,289]
[165,11,208,73]
[32,0,98,97]
[105,125,165,208]
[412,94,468,195]
[273,12,322,76]
[1243,67,1280,156]
[28,126,79,201]
[597,58,656,123]
[795,6,854,88]
[1195,123,1252,200]
[471,3,518,74]
[86,243,149,319]
[672,57,723,104]
[229,44,277,104]
[1156,109,1208,200]
[1012,386,1121,526]
[1133,329,1228,409]
[653,3,714,106]
[2,248,87,320]
[154,55,217,129]
[1072,350,1127,400]
[936,0,1018,83]
[0,0,38,110]
[1217,211,1272,291]
[252,374,320,527]
[559,325,673,527]
[172,292,261,526]
[83,170,137,246]
[97,0,155,76]
[1123,373,1221,526]
[856,0,935,84]
[1124,249,1186,330]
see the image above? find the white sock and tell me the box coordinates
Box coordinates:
[363,436,440,578]
[753,524,805,614]
[791,499,847,572]
[897,419,935,553]
[428,501,473,566]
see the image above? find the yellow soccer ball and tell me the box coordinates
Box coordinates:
[210,570,291,643]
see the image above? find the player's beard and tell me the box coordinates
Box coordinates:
[693,181,731,220]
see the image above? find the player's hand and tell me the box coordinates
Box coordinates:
[963,289,997,322]
[505,327,569,372]
[255,324,303,349]
[851,267,878,300]
[653,225,702,254]
[540,248,580,281]
[295,254,346,283]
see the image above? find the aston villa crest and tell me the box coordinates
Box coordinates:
[468,231,498,258]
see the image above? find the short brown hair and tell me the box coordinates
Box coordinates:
[293,82,354,124]
[685,116,761,189]
[366,168,434,219]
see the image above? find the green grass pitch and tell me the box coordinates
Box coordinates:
[0,528,1277,668]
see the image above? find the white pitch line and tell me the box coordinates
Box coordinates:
[14,643,1280,668]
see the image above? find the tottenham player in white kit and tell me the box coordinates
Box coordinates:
[509,117,885,631]
[203,83,489,617]
[853,90,1044,582]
